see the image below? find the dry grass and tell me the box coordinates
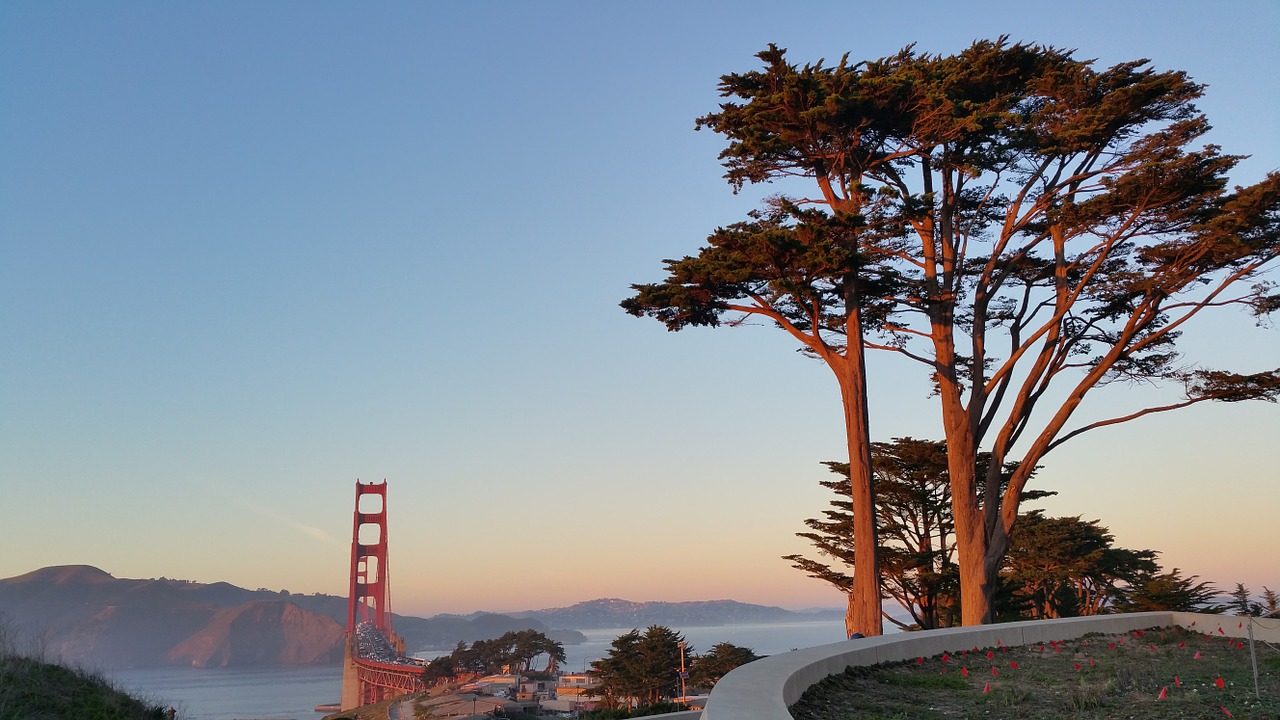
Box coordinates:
[789,624,1280,720]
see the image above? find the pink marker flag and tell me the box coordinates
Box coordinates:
[991,666,999,676]
[1009,662,1018,669]
[961,667,969,677]
[942,653,949,663]
[1158,687,1167,700]
[1215,678,1225,689]
[1175,676,1181,687]
[1218,627,1225,634]
[1221,707,1233,717]
[917,656,924,665]
[982,682,990,693]
[1179,642,1185,648]
[1073,663,1081,670]
[1194,651,1202,659]
[986,650,995,659]
[1090,658,1095,667]
[1191,621,1197,626]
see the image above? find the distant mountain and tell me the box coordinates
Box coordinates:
[510,597,843,629]
[0,566,835,667]
[0,566,335,668]
[0,566,583,666]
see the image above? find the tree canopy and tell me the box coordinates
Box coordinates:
[422,629,565,680]
[589,626,690,709]
[689,642,761,689]
[626,38,1279,626]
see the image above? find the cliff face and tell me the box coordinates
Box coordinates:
[167,600,345,667]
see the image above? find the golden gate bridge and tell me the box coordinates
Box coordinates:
[339,481,426,710]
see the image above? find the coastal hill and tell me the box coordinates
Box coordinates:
[0,565,836,669]
[510,597,829,628]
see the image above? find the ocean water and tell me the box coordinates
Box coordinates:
[108,620,855,720]
[108,664,343,720]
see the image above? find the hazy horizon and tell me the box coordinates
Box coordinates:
[3,1,1276,618]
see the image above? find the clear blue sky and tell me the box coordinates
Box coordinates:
[3,1,1277,617]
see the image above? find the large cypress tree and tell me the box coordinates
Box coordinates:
[625,38,1279,627]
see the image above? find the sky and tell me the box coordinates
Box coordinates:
[2,1,1277,618]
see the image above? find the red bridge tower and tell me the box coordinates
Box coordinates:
[347,480,393,635]
[341,480,422,709]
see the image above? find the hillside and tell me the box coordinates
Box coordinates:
[166,600,346,667]
[0,566,838,668]
[0,566,582,666]
[509,597,834,629]
[0,567,343,669]
[0,650,172,720]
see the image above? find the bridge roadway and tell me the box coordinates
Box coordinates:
[342,621,426,708]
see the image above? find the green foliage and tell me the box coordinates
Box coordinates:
[1113,567,1222,613]
[1226,583,1265,617]
[589,626,690,709]
[1263,586,1280,618]
[0,653,172,720]
[582,702,691,720]
[422,628,565,679]
[785,439,1057,629]
[1002,512,1157,619]
[688,642,761,689]
[629,38,1280,624]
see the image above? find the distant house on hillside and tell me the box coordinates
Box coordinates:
[541,672,600,714]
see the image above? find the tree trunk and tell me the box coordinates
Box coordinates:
[836,352,882,637]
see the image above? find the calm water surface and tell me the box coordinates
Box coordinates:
[110,620,859,719]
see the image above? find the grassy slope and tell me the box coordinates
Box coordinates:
[790,625,1280,720]
[0,652,171,720]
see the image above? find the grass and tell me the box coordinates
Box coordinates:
[0,652,174,720]
[789,624,1280,720]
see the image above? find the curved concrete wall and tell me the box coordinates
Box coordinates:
[702,612,1280,720]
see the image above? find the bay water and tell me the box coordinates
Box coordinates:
[108,619,852,720]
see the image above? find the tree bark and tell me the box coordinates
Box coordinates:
[835,337,882,637]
